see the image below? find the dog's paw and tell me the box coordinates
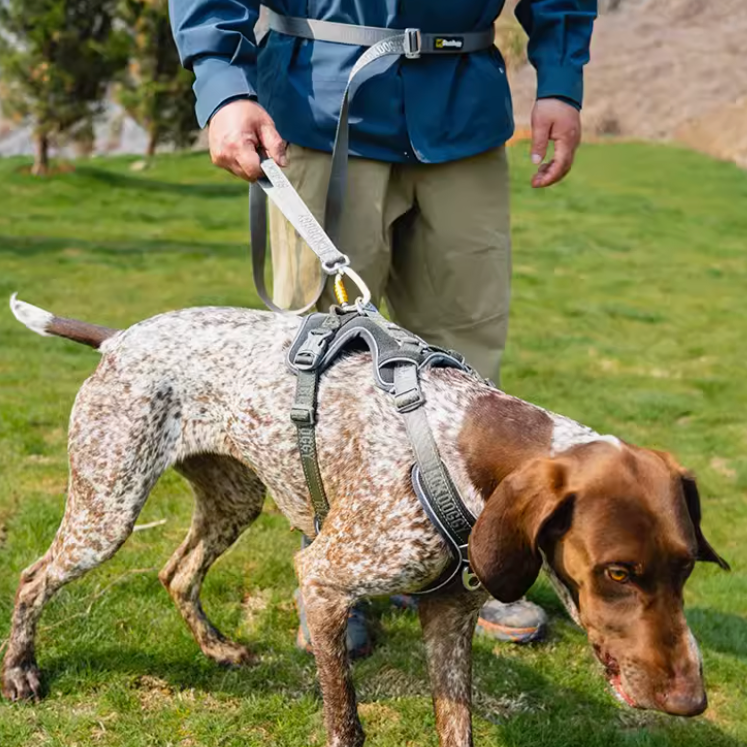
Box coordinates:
[205,641,258,668]
[2,663,43,702]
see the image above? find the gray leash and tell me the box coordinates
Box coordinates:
[250,12,495,312]
[250,154,371,314]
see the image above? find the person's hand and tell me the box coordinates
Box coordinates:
[208,98,287,181]
[529,98,582,189]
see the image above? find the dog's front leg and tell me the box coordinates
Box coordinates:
[418,590,487,747]
[296,573,364,747]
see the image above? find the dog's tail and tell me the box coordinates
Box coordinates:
[10,294,120,350]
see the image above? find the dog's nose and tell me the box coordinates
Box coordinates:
[657,685,707,717]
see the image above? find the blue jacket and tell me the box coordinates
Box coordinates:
[170,1,596,164]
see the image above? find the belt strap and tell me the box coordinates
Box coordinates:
[250,12,494,312]
[268,12,496,56]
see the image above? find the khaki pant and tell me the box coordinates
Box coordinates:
[270,145,511,382]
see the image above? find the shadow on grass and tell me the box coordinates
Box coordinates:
[688,607,747,660]
[0,234,245,258]
[72,166,247,199]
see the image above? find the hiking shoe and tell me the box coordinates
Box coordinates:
[390,594,418,611]
[294,589,373,659]
[476,598,548,644]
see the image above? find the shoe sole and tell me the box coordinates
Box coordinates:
[476,618,546,644]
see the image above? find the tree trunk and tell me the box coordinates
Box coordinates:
[31,132,50,176]
[146,128,158,158]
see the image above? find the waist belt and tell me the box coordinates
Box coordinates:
[268,13,496,57]
[249,11,496,313]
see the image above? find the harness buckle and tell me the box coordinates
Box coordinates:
[294,328,333,371]
[403,28,422,59]
[394,384,425,413]
[290,404,316,425]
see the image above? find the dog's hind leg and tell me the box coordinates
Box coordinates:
[160,454,265,667]
[1,378,180,701]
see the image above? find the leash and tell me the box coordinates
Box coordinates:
[250,153,371,314]
[250,12,495,313]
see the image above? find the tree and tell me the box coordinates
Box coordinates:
[0,0,129,175]
[117,0,199,157]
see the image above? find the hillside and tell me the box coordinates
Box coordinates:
[509,0,747,167]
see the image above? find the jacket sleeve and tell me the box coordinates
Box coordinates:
[169,0,261,127]
[514,0,597,109]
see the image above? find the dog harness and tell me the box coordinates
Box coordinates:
[287,304,485,594]
[250,11,496,313]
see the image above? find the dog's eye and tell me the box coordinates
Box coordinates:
[606,566,631,583]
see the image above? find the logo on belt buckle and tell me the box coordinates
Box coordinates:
[434,37,464,50]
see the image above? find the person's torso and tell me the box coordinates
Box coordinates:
[256,0,514,163]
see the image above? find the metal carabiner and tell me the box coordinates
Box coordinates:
[338,265,372,310]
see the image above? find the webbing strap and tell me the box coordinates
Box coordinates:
[267,13,496,56]
[291,370,330,527]
[393,365,475,546]
[250,157,343,314]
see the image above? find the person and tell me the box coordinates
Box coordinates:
[169,0,596,656]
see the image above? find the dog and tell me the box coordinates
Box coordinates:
[2,296,729,747]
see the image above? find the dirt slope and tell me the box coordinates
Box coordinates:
[509,0,747,166]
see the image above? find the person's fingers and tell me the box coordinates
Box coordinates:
[531,161,553,189]
[530,113,551,166]
[532,137,575,188]
[259,122,288,167]
[235,146,263,182]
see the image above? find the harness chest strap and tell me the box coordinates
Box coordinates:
[289,314,344,526]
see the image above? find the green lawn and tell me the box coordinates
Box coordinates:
[0,144,746,746]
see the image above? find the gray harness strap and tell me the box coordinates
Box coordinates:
[393,365,475,545]
[289,314,343,526]
[291,369,328,527]
[289,308,483,594]
[250,12,495,311]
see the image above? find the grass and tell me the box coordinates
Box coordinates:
[0,143,746,746]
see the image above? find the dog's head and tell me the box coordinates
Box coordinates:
[468,441,729,716]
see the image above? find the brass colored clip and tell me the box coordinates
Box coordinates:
[334,274,349,306]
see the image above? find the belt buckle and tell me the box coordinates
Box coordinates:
[404,28,421,59]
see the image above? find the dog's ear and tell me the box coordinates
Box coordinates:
[680,472,730,570]
[468,458,576,602]
[653,450,730,571]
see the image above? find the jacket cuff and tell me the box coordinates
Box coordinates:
[536,65,584,110]
[193,57,257,128]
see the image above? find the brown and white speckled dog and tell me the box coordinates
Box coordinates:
[3,297,729,747]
